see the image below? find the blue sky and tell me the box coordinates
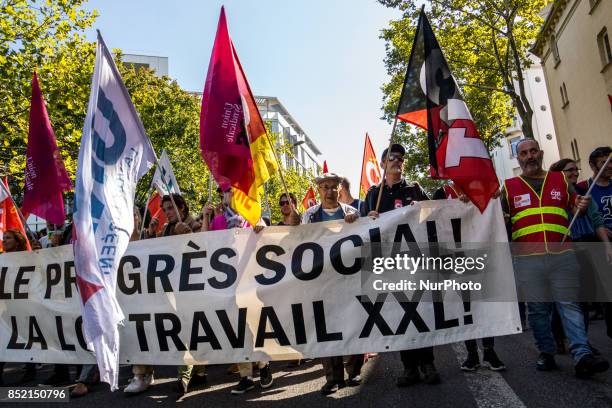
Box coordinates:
[84,0,403,196]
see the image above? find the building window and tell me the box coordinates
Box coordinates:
[535,76,542,83]
[509,136,522,158]
[560,82,569,108]
[597,27,612,68]
[540,105,547,111]
[571,138,581,161]
[551,34,561,66]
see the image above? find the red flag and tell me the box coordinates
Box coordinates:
[146,192,166,235]
[21,72,72,224]
[199,7,277,226]
[322,160,329,173]
[301,187,317,210]
[1,177,31,251]
[396,10,499,212]
[360,133,382,197]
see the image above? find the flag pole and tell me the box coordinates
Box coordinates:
[561,152,612,243]
[263,132,299,216]
[140,188,153,239]
[152,155,183,223]
[0,179,36,247]
[357,132,369,215]
[208,172,213,203]
[374,8,424,213]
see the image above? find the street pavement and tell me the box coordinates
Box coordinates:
[3,319,612,407]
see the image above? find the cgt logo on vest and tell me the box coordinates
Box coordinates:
[550,189,561,201]
[89,89,127,233]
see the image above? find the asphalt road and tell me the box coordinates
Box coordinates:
[3,319,612,407]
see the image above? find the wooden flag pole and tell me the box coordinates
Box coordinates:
[263,132,300,217]
[140,188,153,239]
[357,132,369,215]
[561,153,612,243]
[374,117,400,213]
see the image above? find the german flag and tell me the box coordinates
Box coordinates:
[200,7,277,226]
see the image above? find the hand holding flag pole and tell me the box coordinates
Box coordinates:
[561,152,612,243]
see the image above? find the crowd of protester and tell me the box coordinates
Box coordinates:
[1,142,611,399]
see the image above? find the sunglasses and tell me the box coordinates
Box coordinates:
[387,154,404,162]
[279,200,291,206]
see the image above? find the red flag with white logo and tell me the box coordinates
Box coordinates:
[360,133,382,197]
[396,10,499,212]
[301,187,317,210]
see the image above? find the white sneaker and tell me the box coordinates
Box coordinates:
[124,374,153,394]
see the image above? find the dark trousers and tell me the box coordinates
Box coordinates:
[400,347,434,369]
[604,303,612,339]
[465,337,494,355]
[321,354,364,382]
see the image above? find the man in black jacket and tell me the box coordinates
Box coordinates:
[363,143,441,387]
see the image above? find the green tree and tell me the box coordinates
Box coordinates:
[115,59,211,211]
[257,130,314,224]
[0,0,98,190]
[378,0,548,192]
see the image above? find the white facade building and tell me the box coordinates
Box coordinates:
[256,96,321,175]
[491,56,560,182]
[121,54,169,77]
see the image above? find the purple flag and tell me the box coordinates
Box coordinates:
[22,72,72,224]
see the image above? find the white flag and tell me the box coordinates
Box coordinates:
[151,149,180,196]
[73,32,155,390]
[0,181,9,203]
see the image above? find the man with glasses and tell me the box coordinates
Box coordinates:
[503,139,608,378]
[301,173,361,394]
[363,144,441,387]
[277,192,300,226]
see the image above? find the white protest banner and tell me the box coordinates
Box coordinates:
[0,200,520,365]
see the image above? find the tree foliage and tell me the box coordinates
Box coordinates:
[1,0,314,222]
[115,59,211,210]
[258,132,313,224]
[378,0,549,192]
[1,0,98,191]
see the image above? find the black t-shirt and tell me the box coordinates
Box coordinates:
[433,187,446,200]
[364,179,429,214]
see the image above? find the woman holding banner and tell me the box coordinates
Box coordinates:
[0,230,38,385]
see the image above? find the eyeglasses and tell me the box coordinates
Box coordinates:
[562,166,580,173]
[387,154,404,162]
